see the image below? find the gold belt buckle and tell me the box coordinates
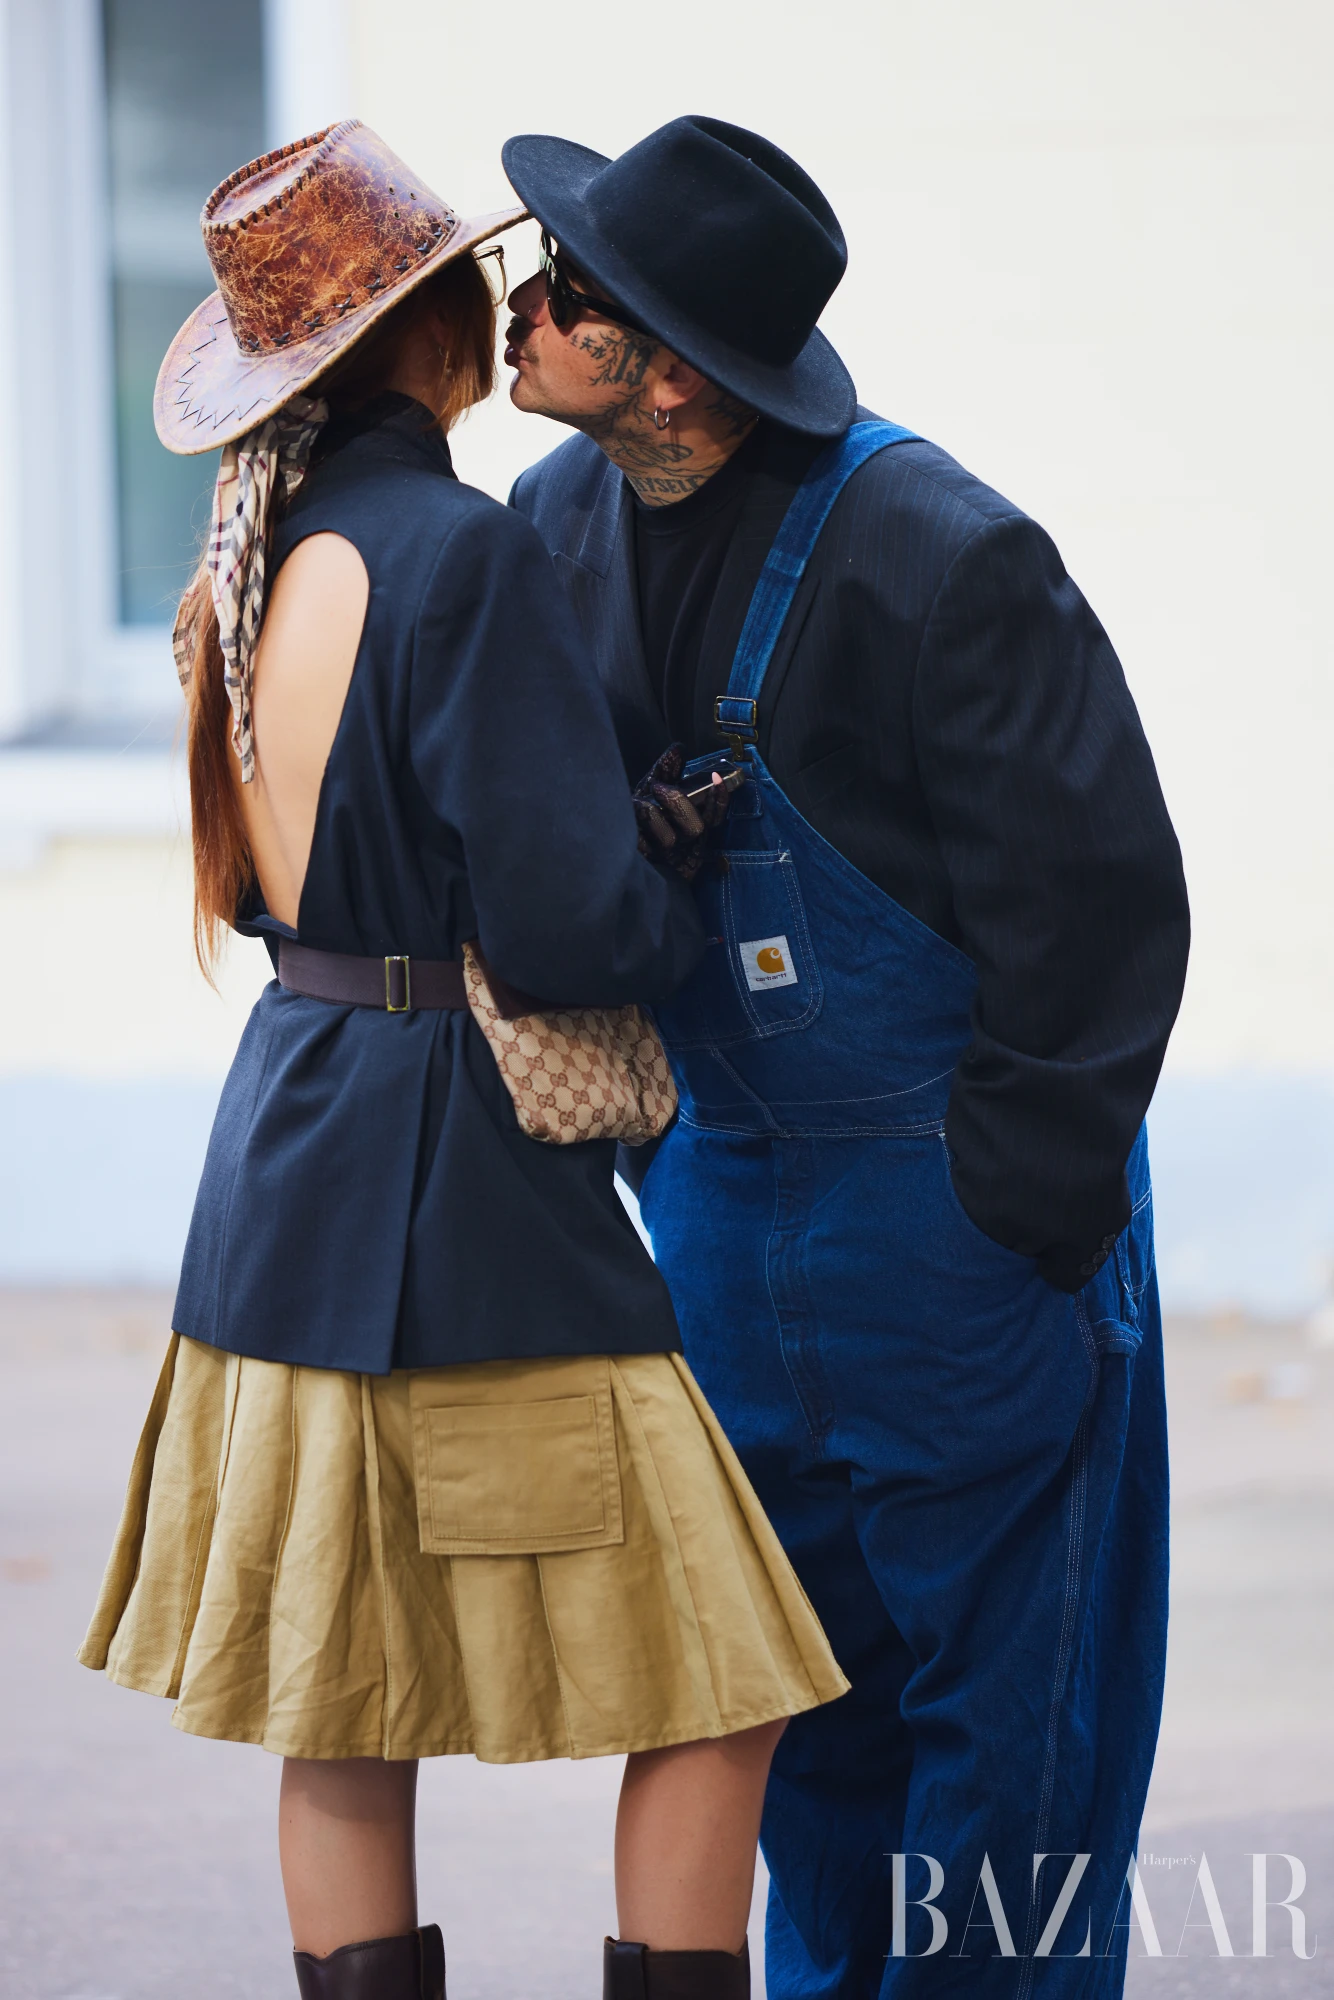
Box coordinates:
[384,955,412,1012]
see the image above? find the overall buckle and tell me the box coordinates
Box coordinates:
[714,694,758,761]
[384,955,412,1011]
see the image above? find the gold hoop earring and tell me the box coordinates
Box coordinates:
[652,407,671,431]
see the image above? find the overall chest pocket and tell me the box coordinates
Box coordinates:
[653,849,823,1050]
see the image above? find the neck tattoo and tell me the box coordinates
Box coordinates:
[571,326,757,507]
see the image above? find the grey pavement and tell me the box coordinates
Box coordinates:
[0,1291,1329,1998]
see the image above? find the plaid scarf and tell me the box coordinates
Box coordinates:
[172,393,328,784]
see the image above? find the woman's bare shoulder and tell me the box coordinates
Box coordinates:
[263,532,369,654]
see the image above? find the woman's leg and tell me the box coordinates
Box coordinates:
[615,1719,787,1951]
[279,1756,419,1957]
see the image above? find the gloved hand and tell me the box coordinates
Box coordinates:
[632,744,732,882]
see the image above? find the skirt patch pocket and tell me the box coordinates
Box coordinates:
[409,1361,624,1555]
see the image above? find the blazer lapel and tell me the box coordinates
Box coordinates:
[566,451,624,577]
[555,456,668,780]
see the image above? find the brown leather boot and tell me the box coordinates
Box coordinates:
[603,1936,749,2000]
[293,1923,445,1999]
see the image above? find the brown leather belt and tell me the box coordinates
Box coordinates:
[278,939,467,1013]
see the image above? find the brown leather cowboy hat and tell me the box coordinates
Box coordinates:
[155,120,526,456]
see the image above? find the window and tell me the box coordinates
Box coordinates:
[103,0,266,627]
[0,0,348,743]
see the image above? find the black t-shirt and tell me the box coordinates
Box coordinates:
[632,421,822,744]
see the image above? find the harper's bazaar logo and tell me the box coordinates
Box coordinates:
[885,1852,1317,1960]
[740,934,799,991]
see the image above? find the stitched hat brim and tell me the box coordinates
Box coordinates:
[154,205,528,455]
[501,136,855,439]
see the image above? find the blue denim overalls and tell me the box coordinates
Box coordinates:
[640,424,1169,1999]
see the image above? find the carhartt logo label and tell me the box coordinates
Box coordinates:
[740,934,799,991]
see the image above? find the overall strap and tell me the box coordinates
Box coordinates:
[715,418,919,747]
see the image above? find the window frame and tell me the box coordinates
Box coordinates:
[0,0,351,747]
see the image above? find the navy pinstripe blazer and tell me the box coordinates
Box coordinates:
[512,411,1190,1288]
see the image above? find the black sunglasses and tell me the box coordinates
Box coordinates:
[538,231,651,337]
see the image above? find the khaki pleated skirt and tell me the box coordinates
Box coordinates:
[80,1336,848,1761]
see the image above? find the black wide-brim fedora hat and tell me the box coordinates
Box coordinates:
[502,116,855,438]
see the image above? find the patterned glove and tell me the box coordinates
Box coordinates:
[632,744,732,883]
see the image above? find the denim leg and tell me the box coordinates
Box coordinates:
[758,1463,916,2000]
[830,1272,1167,1995]
[644,1131,910,2000]
[644,1127,1168,2000]
[678,1314,916,2000]
[840,1353,1161,1998]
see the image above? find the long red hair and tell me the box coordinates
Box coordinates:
[178,251,499,974]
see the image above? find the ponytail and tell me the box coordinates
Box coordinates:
[178,561,255,979]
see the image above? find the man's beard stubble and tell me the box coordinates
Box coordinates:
[504,315,591,432]
[504,315,556,420]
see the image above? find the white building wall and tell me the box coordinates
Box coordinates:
[352,0,1334,1084]
[1,0,1332,1306]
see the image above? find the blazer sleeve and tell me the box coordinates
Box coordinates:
[408,501,704,1005]
[915,513,1190,1290]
